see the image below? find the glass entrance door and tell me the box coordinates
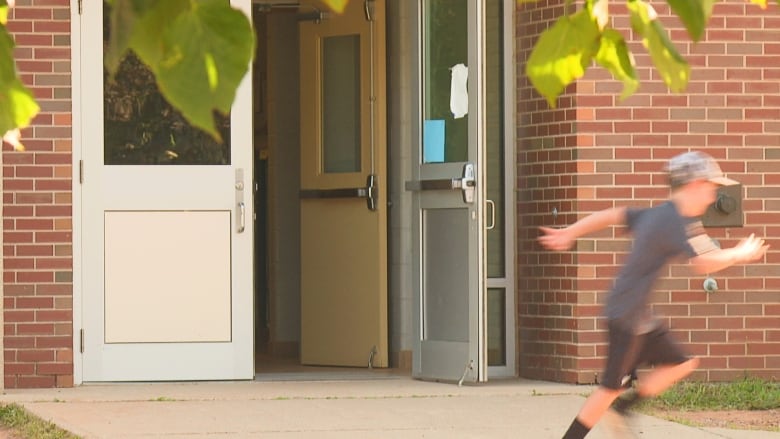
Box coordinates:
[410,0,485,383]
[410,0,514,383]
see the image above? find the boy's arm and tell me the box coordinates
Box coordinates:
[538,206,627,251]
[688,234,769,274]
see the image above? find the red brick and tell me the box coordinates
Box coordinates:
[728,331,765,342]
[729,356,765,369]
[37,363,72,375]
[5,363,36,375]
[16,376,56,388]
[17,350,55,362]
[747,343,780,355]
[710,344,746,355]
[746,317,779,329]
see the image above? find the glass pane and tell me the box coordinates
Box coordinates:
[322,35,361,173]
[422,0,468,163]
[487,288,506,366]
[423,209,469,342]
[486,0,505,278]
[102,2,230,165]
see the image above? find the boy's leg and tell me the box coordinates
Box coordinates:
[614,325,698,412]
[635,327,700,396]
[562,387,622,439]
[637,358,699,396]
[562,321,640,439]
[576,386,624,427]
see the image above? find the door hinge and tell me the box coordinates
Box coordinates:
[78,0,82,15]
[79,329,84,353]
[79,159,84,184]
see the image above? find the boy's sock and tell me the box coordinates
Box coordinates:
[562,417,590,439]
[612,388,643,415]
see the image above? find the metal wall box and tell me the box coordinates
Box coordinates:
[702,184,743,227]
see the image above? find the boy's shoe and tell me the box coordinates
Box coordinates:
[602,408,637,439]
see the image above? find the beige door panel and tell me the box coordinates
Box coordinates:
[299,0,388,367]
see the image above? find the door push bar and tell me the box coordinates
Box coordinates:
[405,163,476,203]
[300,174,378,211]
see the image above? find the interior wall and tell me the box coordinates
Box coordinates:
[266,11,301,356]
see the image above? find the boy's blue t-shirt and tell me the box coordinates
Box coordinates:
[605,201,718,332]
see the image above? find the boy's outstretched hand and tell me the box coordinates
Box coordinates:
[538,226,575,251]
[733,233,770,263]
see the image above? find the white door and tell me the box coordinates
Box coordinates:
[79,1,254,381]
[409,0,487,383]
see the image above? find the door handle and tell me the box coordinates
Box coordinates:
[236,168,246,233]
[485,199,495,230]
[300,174,378,211]
[405,163,475,203]
[237,202,245,233]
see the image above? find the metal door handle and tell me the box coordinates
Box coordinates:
[237,202,245,233]
[405,163,475,203]
[300,174,378,211]
[486,199,495,230]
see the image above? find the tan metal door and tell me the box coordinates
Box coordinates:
[299,0,388,367]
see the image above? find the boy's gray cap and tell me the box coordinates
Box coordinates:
[666,151,739,188]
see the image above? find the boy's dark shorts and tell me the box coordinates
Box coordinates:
[601,320,690,390]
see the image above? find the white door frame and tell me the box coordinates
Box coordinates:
[71,0,84,385]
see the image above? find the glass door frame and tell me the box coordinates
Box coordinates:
[486,0,516,379]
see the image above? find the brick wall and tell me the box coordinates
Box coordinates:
[516,0,584,383]
[3,0,73,388]
[517,0,780,383]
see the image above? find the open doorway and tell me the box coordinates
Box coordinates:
[251,1,395,380]
[252,4,303,375]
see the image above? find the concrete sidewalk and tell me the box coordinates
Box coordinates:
[1,376,777,438]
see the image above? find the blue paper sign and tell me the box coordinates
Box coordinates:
[423,120,445,163]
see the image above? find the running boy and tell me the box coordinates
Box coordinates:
[538,151,769,439]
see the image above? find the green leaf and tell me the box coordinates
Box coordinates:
[0,26,40,149]
[595,29,639,101]
[127,0,190,68]
[105,0,191,74]
[666,0,715,41]
[133,0,255,140]
[628,0,690,92]
[526,10,601,107]
[0,5,8,27]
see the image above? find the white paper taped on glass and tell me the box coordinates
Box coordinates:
[450,63,468,119]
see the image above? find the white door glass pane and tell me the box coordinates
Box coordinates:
[102,2,230,165]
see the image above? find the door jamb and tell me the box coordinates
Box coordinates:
[71,0,84,386]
